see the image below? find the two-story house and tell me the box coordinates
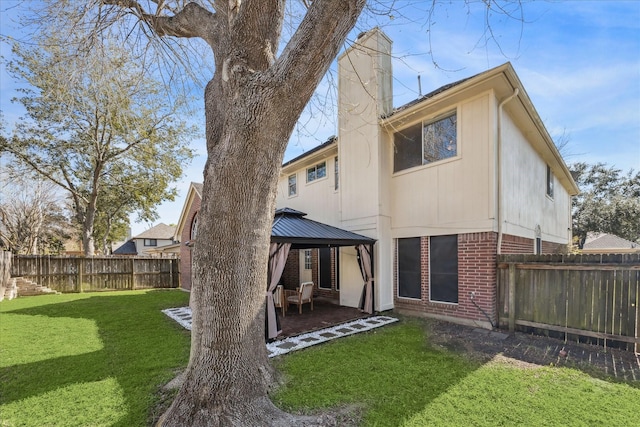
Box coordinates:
[272,28,578,328]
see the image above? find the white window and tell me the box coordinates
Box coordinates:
[304,249,312,270]
[546,165,554,198]
[306,161,326,183]
[288,174,297,196]
[394,112,457,173]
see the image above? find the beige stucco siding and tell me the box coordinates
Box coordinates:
[389,93,495,238]
[500,113,572,243]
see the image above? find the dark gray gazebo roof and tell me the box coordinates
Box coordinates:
[271,208,376,249]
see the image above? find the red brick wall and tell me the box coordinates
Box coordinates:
[179,196,201,291]
[394,232,498,327]
[542,241,567,254]
[500,234,533,254]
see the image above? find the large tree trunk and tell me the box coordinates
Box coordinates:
[156,1,366,425]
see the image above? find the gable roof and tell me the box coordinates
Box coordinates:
[584,232,639,250]
[173,182,204,241]
[134,223,176,240]
[382,62,579,196]
[271,208,376,249]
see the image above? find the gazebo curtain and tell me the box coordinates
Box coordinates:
[266,242,291,340]
[357,244,374,314]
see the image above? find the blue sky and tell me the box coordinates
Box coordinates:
[1,1,639,237]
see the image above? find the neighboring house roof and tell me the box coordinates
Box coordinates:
[174,182,204,242]
[271,208,376,249]
[134,223,176,240]
[112,240,137,255]
[583,233,639,250]
[282,136,337,168]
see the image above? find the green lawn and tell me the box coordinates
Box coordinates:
[2,292,639,427]
[272,321,640,427]
[0,290,190,427]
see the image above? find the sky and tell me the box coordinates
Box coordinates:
[1,1,639,238]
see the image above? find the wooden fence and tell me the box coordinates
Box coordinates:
[497,253,639,353]
[11,255,180,292]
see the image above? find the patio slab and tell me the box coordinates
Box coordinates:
[162,306,398,358]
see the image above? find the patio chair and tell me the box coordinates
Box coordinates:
[286,281,314,314]
[273,285,285,317]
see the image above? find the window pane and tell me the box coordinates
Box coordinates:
[288,174,297,196]
[393,123,422,172]
[398,237,421,299]
[430,235,458,303]
[334,156,339,190]
[546,165,554,198]
[307,167,316,182]
[423,113,457,164]
[316,162,326,178]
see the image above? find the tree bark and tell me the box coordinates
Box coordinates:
[153,1,366,425]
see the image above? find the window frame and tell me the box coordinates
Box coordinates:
[429,235,459,304]
[393,110,458,173]
[396,237,422,300]
[334,156,339,191]
[304,249,313,270]
[546,165,554,199]
[306,161,327,183]
[288,173,297,197]
[144,239,157,247]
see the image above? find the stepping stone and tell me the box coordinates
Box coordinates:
[301,337,319,343]
[351,324,366,329]
[336,328,353,334]
[320,332,338,338]
[276,342,297,350]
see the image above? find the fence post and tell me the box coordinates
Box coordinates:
[508,262,516,332]
[130,258,135,290]
[78,258,83,293]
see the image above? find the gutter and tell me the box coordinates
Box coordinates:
[496,88,519,255]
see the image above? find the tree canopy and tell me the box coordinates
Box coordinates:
[1,30,196,255]
[571,162,640,248]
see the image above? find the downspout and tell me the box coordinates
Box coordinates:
[496,88,519,255]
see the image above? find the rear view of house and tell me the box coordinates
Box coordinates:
[274,28,578,328]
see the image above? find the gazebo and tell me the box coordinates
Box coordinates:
[266,208,376,340]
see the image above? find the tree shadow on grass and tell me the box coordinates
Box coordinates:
[0,290,190,427]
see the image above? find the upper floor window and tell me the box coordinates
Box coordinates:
[334,156,339,190]
[546,165,554,198]
[394,112,457,173]
[190,214,198,239]
[288,174,297,196]
[144,239,157,247]
[307,161,326,183]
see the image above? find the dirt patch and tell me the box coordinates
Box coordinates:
[422,317,640,384]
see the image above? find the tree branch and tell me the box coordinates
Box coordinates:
[103,0,218,42]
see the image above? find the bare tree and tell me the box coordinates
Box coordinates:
[0,172,71,254]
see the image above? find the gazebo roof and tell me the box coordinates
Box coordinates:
[271,208,376,249]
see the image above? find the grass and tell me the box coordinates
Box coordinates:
[0,290,190,427]
[272,321,640,427]
[2,293,639,427]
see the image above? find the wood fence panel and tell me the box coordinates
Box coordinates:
[10,255,179,292]
[498,253,639,353]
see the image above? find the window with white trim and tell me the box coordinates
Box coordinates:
[288,174,297,196]
[306,161,326,183]
[334,156,339,190]
[546,165,554,198]
[144,239,157,247]
[304,249,312,270]
[394,112,457,173]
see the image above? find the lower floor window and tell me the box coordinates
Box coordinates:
[430,235,458,303]
[397,237,421,299]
